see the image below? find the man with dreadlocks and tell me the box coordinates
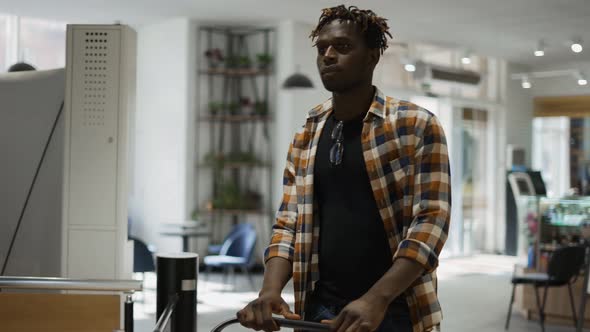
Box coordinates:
[237,5,450,332]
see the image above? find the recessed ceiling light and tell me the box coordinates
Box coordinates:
[571,39,583,53]
[521,76,532,89]
[404,63,416,72]
[576,71,588,85]
[534,40,545,57]
[461,50,472,65]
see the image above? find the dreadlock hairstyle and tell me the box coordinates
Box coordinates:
[310,5,393,54]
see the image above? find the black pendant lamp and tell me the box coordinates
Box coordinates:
[282,65,314,89]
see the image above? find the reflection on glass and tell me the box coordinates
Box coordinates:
[533,117,570,197]
[18,16,66,70]
[461,108,488,254]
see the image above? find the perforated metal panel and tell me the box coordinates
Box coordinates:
[82,32,109,128]
[69,28,120,228]
[62,25,136,280]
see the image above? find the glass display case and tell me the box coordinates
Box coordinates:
[514,195,541,262]
[517,196,590,271]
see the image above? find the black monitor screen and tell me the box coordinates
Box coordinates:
[516,179,532,195]
[528,171,547,196]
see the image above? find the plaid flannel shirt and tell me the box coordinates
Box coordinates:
[264,87,451,332]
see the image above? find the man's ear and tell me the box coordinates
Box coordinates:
[368,48,380,69]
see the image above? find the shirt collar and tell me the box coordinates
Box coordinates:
[307,86,387,120]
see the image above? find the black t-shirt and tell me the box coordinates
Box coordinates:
[313,111,407,310]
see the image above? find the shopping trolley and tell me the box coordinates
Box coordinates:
[211,317,331,332]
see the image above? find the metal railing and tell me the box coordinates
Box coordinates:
[211,318,331,332]
[0,276,142,292]
[153,294,179,332]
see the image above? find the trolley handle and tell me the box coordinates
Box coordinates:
[211,317,331,332]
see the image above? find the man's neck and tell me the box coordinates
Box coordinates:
[331,84,375,122]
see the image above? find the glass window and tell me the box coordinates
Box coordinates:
[532,117,570,198]
[19,16,66,70]
[0,15,8,71]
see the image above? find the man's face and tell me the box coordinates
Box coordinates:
[315,19,378,92]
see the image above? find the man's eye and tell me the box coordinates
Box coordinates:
[335,43,352,52]
[317,46,327,54]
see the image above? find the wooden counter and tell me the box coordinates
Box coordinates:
[0,292,120,332]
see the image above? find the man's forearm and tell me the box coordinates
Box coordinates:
[260,257,293,295]
[364,257,424,306]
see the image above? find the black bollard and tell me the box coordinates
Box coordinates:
[125,294,134,332]
[156,253,199,332]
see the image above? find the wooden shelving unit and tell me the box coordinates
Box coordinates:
[195,26,275,245]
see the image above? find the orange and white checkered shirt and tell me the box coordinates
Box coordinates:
[264,87,451,332]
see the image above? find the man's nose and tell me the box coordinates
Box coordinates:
[323,45,337,62]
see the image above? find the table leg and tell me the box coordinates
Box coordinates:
[577,243,590,332]
[183,236,189,252]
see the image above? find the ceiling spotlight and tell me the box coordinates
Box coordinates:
[571,39,583,53]
[576,71,588,86]
[534,40,545,57]
[461,51,472,65]
[521,76,532,89]
[404,63,416,72]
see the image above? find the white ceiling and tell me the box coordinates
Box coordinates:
[2,0,590,68]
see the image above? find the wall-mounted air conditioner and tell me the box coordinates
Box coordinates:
[413,61,481,85]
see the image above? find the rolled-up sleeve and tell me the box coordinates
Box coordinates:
[264,140,298,264]
[394,114,451,273]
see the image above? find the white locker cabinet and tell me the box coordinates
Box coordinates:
[62,25,136,279]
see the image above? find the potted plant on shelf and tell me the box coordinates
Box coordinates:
[239,97,253,108]
[204,48,224,69]
[227,102,239,115]
[208,101,223,115]
[212,181,252,210]
[232,151,259,165]
[225,56,240,69]
[243,190,262,210]
[203,152,225,168]
[191,209,199,221]
[256,53,273,71]
[238,56,252,69]
[253,101,268,116]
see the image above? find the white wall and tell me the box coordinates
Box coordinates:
[129,18,196,254]
[273,20,329,208]
[505,63,534,167]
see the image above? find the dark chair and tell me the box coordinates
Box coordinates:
[207,223,252,255]
[505,245,586,332]
[203,223,257,291]
[129,235,156,275]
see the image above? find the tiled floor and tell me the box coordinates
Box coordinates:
[134,255,586,332]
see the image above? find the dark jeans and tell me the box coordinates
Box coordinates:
[305,296,413,332]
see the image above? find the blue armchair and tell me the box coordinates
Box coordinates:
[203,223,257,291]
[207,223,253,255]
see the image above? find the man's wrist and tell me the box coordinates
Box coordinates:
[259,285,282,297]
[362,288,392,309]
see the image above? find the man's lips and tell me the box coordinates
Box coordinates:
[321,67,341,75]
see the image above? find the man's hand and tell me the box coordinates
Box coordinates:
[321,294,388,332]
[237,291,301,332]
